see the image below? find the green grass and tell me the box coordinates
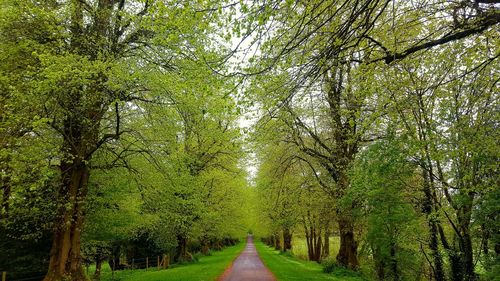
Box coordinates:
[255,240,366,281]
[90,242,244,281]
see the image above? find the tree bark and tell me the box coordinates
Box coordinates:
[304,221,322,262]
[373,245,385,281]
[456,194,476,281]
[1,180,10,220]
[421,170,444,281]
[390,242,399,281]
[283,228,292,252]
[43,161,90,281]
[322,225,330,258]
[175,235,192,262]
[274,233,281,251]
[269,235,275,247]
[93,259,102,281]
[336,216,358,269]
[201,242,210,255]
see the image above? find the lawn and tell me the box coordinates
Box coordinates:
[90,242,244,281]
[255,240,366,281]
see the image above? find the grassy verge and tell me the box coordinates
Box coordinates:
[90,242,244,281]
[255,240,366,281]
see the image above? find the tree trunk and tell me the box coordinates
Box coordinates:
[304,221,312,259]
[175,235,192,262]
[458,196,476,281]
[373,245,385,281]
[201,239,210,255]
[1,156,11,220]
[43,162,90,281]
[274,233,281,251]
[305,223,322,262]
[1,181,10,220]
[322,226,330,258]
[283,228,292,252]
[336,216,358,269]
[314,227,322,262]
[93,259,102,281]
[200,235,211,255]
[390,242,399,281]
[421,170,444,281]
[481,224,489,256]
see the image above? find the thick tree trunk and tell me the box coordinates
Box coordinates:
[175,235,192,262]
[283,228,292,252]
[336,217,358,269]
[43,162,90,281]
[274,233,281,251]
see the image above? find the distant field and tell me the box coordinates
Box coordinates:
[87,242,244,281]
[291,236,340,260]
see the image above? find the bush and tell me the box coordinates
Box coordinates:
[191,252,202,262]
[321,256,338,273]
[322,257,365,278]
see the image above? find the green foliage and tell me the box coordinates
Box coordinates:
[255,241,365,281]
[1,0,498,280]
[94,242,244,281]
[322,256,364,279]
[321,256,338,273]
[350,138,423,280]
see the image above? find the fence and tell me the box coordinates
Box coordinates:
[1,269,45,281]
[2,255,170,281]
[109,254,170,271]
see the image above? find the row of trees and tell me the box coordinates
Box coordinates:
[0,1,249,280]
[0,1,498,281]
[245,1,499,281]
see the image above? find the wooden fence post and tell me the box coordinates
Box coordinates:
[113,257,116,278]
[146,257,149,271]
[2,271,6,281]
[157,256,160,270]
[132,258,134,269]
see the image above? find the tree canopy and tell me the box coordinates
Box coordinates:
[0,1,498,281]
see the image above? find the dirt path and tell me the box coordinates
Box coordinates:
[217,235,276,281]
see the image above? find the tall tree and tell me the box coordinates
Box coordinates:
[383,35,499,280]
[0,0,227,279]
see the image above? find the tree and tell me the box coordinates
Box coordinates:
[382,35,499,280]
[0,0,228,279]
[82,165,145,280]
[350,137,423,281]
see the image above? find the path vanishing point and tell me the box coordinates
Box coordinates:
[218,235,276,281]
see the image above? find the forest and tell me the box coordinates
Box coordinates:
[0,1,498,281]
